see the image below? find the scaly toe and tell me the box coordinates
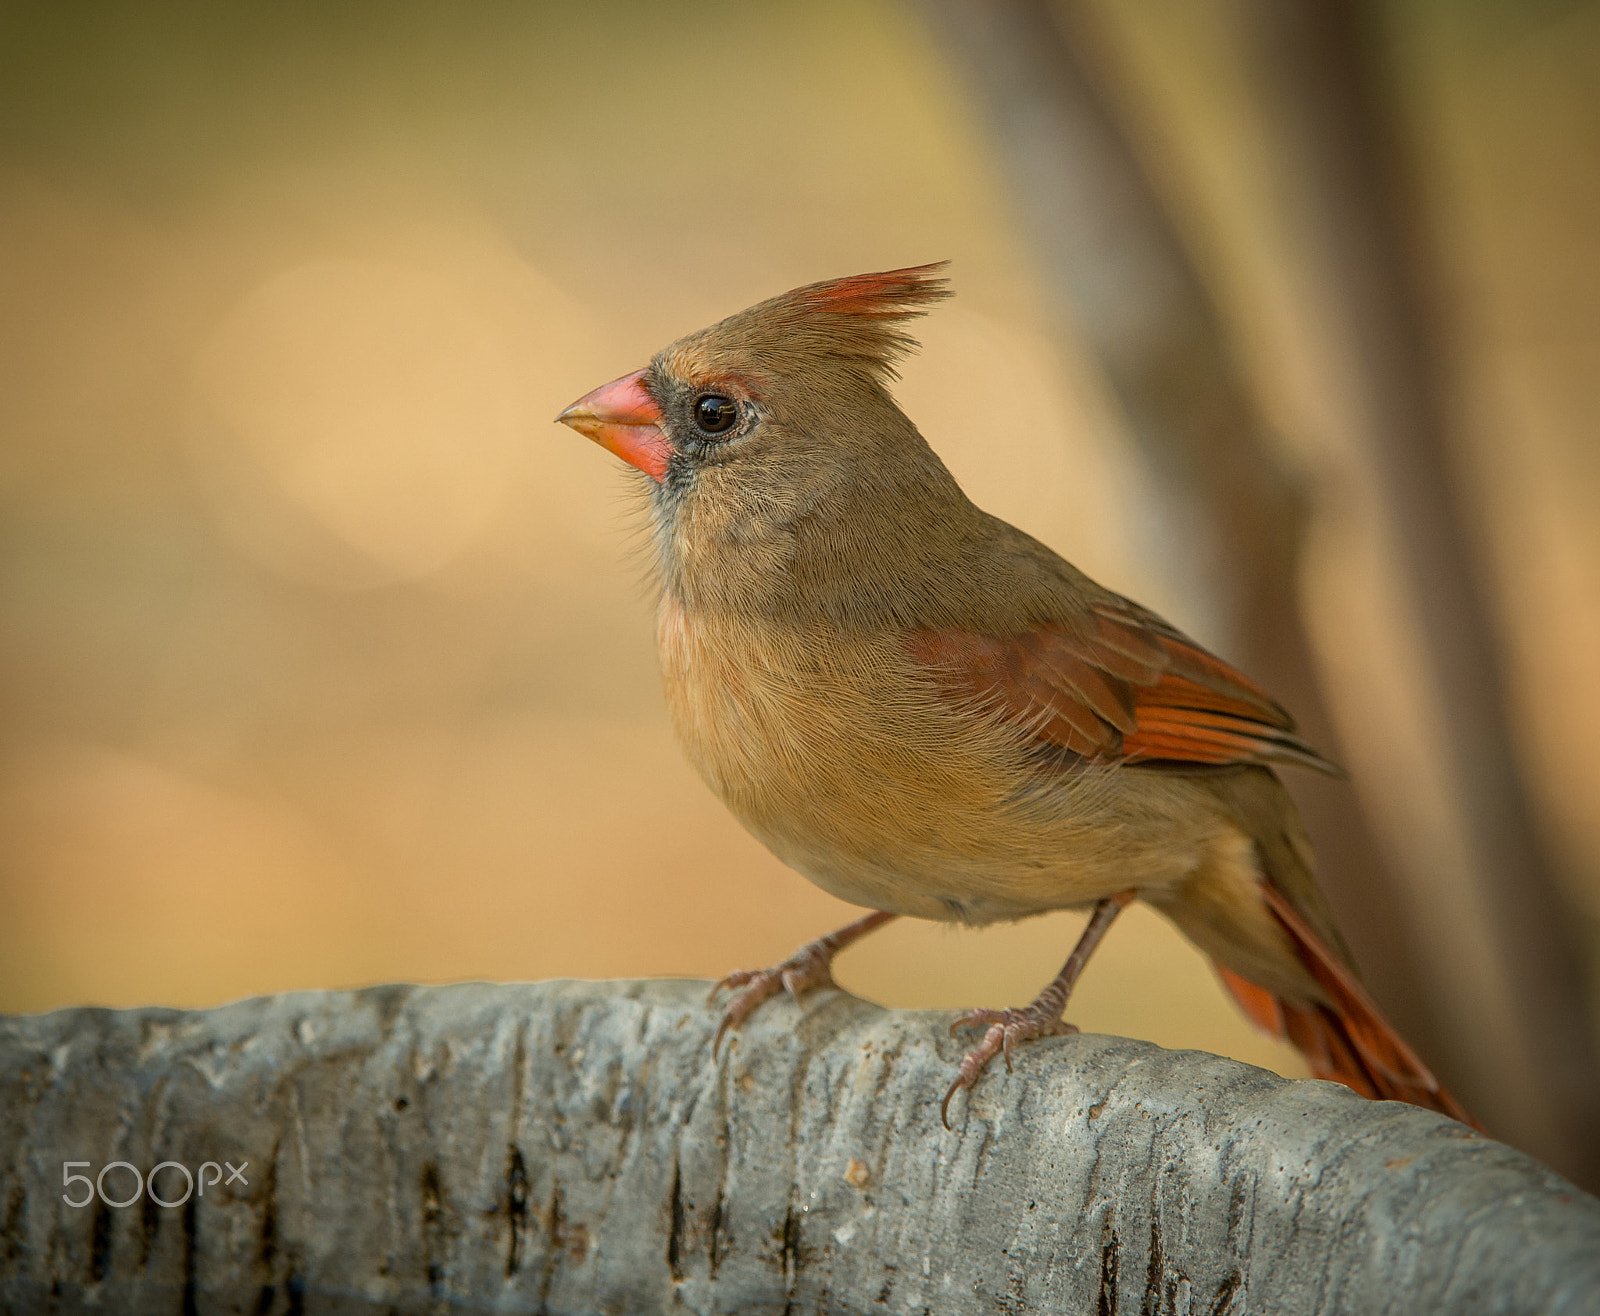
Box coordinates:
[950,1007,1009,1036]
[940,1008,1079,1126]
[779,950,837,1002]
[711,950,843,1057]
[711,970,785,1057]
[708,967,761,1004]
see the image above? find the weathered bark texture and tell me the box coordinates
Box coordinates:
[2,980,1597,1315]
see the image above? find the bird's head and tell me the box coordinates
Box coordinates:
[557,264,972,610]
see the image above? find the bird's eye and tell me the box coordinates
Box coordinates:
[692,393,738,436]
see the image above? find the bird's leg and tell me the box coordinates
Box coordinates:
[710,910,897,1056]
[942,889,1136,1127]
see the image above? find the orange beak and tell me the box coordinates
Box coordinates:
[556,368,670,482]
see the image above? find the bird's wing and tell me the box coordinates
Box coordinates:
[910,589,1483,1122]
[907,595,1340,774]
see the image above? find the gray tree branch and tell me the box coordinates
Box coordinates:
[3,980,1597,1314]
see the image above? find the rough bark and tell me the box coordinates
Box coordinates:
[2,980,1596,1315]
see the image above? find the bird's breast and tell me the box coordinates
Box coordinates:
[655,593,1225,920]
[656,594,972,886]
[657,595,885,815]
[657,594,792,802]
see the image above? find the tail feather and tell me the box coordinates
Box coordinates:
[1217,884,1482,1131]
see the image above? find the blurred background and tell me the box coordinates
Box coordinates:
[1,1,1596,1183]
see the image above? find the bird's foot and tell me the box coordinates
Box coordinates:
[709,940,838,1058]
[941,1004,1079,1128]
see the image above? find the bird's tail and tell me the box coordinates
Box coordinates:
[1215,882,1482,1129]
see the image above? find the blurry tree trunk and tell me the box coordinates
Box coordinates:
[1229,0,1600,1184]
[911,0,1455,1132]
[5,981,1599,1315]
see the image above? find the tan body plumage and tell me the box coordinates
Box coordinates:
[558,263,1475,1125]
[658,552,1302,997]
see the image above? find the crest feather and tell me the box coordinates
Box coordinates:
[788,262,952,320]
[707,261,951,383]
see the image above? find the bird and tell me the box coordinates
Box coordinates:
[556,262,1477,1130]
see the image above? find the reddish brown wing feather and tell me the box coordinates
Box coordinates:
[908,603,1481,1125]
[909,598,1340,774]
[1218,888,1483,1129]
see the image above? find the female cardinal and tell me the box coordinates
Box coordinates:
[557,263,1475,1129]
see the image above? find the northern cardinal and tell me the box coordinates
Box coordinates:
[557,263,1476,1129]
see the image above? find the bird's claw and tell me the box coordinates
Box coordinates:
[941,1006,1078,1129]
[710,943,838,1058]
